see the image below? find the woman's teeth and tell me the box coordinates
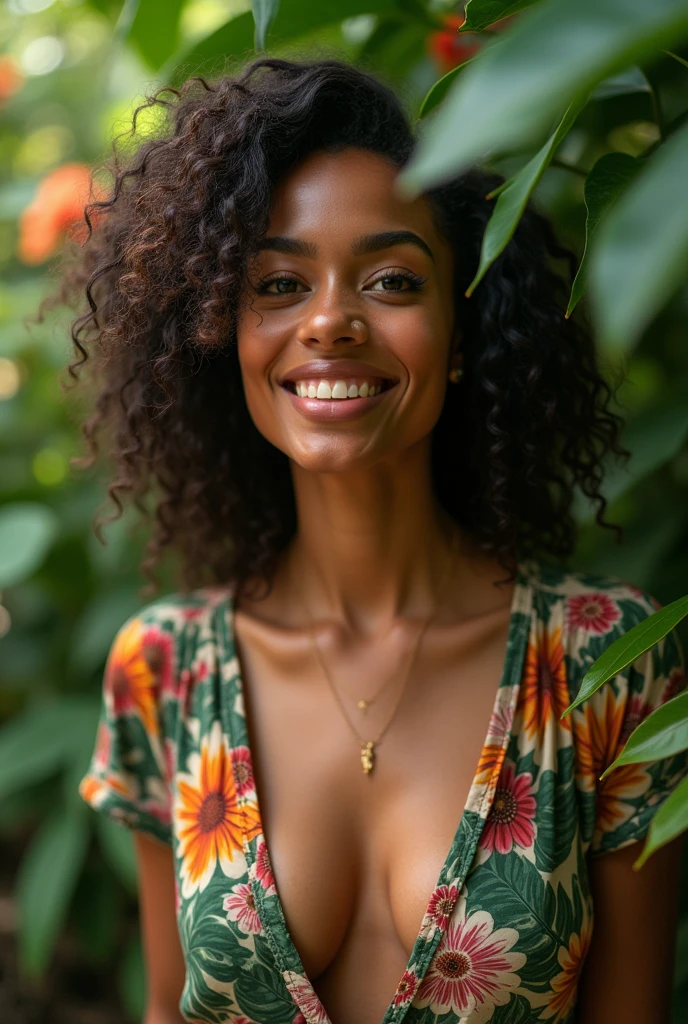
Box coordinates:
[293,379,384,400]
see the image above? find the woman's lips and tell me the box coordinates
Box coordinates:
[281,379,397,421]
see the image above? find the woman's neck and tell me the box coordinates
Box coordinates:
[285,439,460,633]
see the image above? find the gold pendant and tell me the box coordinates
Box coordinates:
[357,699,369,711]
[361,741,374,774]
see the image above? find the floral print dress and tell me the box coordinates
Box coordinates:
[79,560,688,1024]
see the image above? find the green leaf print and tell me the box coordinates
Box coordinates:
[467,852,559,989]
[534,747,577,873]
[234,962,299,1022]
[490,992,539,1023]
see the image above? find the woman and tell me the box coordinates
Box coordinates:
[57,58,686,1023]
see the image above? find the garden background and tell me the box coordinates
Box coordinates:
[1,0,688,1020]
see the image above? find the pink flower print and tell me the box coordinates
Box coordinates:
[282,972,329,1024]
[393,969,419,1006]
[222,882,262,935]
[253,837,276,894]
[141,624,176,692]
[416,909,525,1020]
[480,761,536,855]
[231,745,255,798]
[487,695,514,745]
[427,883,459,929]
[566,593,621,635]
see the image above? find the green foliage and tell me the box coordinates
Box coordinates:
[1,0,688,1019]
[602,689,688,777]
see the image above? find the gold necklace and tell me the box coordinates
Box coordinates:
[294,534,457,775]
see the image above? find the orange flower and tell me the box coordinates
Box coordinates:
[176,721,261,898]
[0,55,23,103]
[575,684,650,831]
[475,742,506,785]
[18,162,105,265]
[517,625,570,740]
[105,617,161,740]
[539,917,593,1021]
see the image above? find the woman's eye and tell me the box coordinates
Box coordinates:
[369,272,425,292]
[259,277,303,294]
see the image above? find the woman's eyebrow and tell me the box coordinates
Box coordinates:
[258,230,434,263]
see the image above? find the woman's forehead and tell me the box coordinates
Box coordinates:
[267,148,442,242]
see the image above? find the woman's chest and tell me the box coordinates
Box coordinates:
[233,612,512,984]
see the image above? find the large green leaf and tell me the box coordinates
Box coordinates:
[16,807,90,975]
[587,119,688,351]
[590,65,651,100]
[459,0,541,34]
[634,772,688,868]
[573,402,688,523]
[602,690,688,778]
[398,0,688,194]
[419,58,476,119]
[562,595,688,716]
[464,92,588,296]
[127,0,185,69]
[0,705,70,798]
[566,153,639,317]
[252,0,281,51]
[161,0,395,82]
[0,502,59,588]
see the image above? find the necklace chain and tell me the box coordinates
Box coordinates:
[294,532,458,774]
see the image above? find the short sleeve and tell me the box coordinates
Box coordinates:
[78,604,178,846]
[588,590,688,858]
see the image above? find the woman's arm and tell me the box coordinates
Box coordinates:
[576,834,685,1023]
[134,832,188,1024]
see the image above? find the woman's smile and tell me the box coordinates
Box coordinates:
[278,358,400,421]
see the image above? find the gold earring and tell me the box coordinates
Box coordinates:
[448,366,464,383]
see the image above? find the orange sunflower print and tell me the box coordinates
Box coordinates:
[575,684,650,832]
[176,720,261,898]
[105,617,162,740]
[517,624,570,740]
[538,917,593,1021]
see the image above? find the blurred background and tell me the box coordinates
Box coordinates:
[1,0,687,1021]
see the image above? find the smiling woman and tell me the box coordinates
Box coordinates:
[39,57,688,1024]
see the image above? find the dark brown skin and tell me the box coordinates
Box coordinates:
[134,148,684,1024]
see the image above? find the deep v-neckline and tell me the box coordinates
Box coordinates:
[216,563,534,1024]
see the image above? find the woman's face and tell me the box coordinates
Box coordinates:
[237,147,458,473]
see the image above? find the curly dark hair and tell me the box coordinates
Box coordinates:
[39,56,629,593]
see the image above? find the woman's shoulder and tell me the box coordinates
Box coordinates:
[518,558,661,636]
[124,583,235,633]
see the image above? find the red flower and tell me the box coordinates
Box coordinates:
[251,836,276,894]
[427,12,515,74]
[427,15,481,73]
[479,760,536,855]
[427,883,459,929]
[566,592,620,635]
[230,745,255,798]
[393,969,419,1006]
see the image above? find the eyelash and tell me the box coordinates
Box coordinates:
[255,269,428,294]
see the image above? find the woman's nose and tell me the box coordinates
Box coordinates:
[295,307,367,350]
